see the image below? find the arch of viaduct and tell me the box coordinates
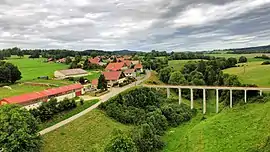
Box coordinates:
[142,85,270,114]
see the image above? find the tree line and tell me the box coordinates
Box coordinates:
[99,87,194,152]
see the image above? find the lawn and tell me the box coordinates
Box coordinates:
[163,101,270,152]
[42,109,131,152]
[223,61,270,87]
[85,70,101,81]
[39,99,99,130]
[5,56,69,81]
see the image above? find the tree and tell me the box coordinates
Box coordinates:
[17,51,24,58]
[168,71,187,85]
[83,58,89,69]
[158,67,172,83]
[5,63,22,83]
[0,61,21,83]
[98,74,107,90]
[65,57,72,65]
[0,104,41,152]
[238,56,247,63]
[105,134,137,152]
[29,51,40,58]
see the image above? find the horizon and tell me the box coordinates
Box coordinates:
[0,0,270,51]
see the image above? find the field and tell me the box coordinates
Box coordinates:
[169,59,204,71]
[42,110,131,152]
[223,61,270,87]
[85,70,101,81]
[5,56,69,81]
[163,101,270,152]
[207,53,270,62]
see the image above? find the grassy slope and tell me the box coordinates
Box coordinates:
[163,101,270,152]
[223,61,270,87]
[42,109,131,152]
[6,56,68,81]
[169,59,203,71]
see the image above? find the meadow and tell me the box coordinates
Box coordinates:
[42,109,131,152]
[5,56,69,81]
[206,53,270,62]
[169,59,204,71]
[223,61,270,87]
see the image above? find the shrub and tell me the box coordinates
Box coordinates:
[262,61,270,65]
[105,134,137,152]
[80,98,84,105]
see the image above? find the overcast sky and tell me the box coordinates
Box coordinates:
[0,0,270,51]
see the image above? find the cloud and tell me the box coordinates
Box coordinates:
[0,0,270,51]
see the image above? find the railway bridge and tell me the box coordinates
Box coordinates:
[142,85,270,114]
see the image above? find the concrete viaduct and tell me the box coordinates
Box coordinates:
[142,85,270,114]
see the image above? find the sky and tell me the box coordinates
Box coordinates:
[0,0,270,52]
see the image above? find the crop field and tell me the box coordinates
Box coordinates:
[5,56,69,81]
[42,109,131,152]
[223,61,270,87]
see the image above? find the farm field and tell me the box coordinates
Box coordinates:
[206,53,270,62]
[5,56,69,81]
[42,109,131,152]
[169,59,203,71]
[223,61,270,87]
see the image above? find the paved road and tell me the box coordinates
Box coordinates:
[39,71,151,135]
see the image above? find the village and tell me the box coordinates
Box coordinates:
[0,55,145,110]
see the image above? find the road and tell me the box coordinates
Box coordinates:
[39,71,151,135]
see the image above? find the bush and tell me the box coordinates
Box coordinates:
[161,104,192,127]
[80,99,84,105]
[262,61,270,65]
[105,133,137,152]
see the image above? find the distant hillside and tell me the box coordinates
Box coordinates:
[212,44,270,54]
[82,49,138,56]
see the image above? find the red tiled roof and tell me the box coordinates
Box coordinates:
[88,57,100,64]
[105,62,125,71]
[1,84,83,105]
[124,60,132,67]
[117,58,125,62]
[134,63,143,69]
[91,79,98,86]
[102,71,122,81]
[124,69,135,73]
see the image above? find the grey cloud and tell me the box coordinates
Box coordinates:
[0,0,270,51]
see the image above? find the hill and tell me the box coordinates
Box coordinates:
[82,49,138,56]
[211,44,270,54]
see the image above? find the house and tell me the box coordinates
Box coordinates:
[124,69,136,77]
[91,79,98,89]
[134,63,143,73]
[123,60,132,68]
[105,62,127,71]
[117,57,125,62]
[0,84,84,110]
[131,60,140,65]
[102,71,126,87]
[88,57,100,65]
[56,58,66,63]
[54,68,88,79]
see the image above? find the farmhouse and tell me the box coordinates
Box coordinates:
[105,62,128,71]
[134,63,143,73]
[88,57,100,65]
[102,71,126,87]
[124,69,136,77]
[54,68,88,79]
[0,84,84,110]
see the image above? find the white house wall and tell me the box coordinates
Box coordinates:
[55,92,76,101]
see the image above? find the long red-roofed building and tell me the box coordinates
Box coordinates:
[0,83,84,109]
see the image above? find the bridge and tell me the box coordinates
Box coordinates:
[142,85,270,114]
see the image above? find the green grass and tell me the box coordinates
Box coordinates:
[163,101,270,152]
[169,59,204,71]
[223,61,270,87]
[0,84,50,98]
[6,56,69,81]
[85,71,101,81]
[207,53,270,62]
[39,99,99,130]
[42,109,131,152]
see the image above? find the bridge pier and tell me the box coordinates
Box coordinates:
[244,90,247,103]
[216,89,219,113]
[190,88,194,109]
[167,88,170,98]
[230,89,233,108]
[178,88,182,105]
[260,90,263,96]
[203,89,206,114]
